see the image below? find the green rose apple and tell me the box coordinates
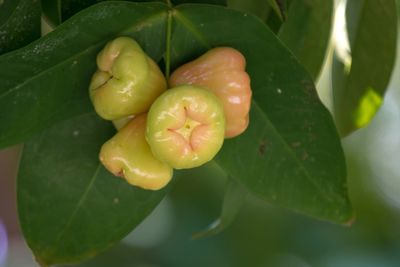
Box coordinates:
[100,114,173,190]
[89,37,167,120]
[146,85,225,169]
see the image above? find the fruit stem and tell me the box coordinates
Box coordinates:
[165,9,173,83]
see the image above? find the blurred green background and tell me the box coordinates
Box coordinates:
[2,0,400,266]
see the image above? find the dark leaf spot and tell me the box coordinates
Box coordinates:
[258,138,268,156]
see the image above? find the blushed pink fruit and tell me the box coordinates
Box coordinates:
[170,47,252,138]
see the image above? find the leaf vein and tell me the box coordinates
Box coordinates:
[173,10,333,203]
[50,165,101,252]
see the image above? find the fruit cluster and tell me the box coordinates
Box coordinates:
[89,37,252,190]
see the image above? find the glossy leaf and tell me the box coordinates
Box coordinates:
[18,112,169,266]
[333,0,397,136]
[59,0,226,25]
[226,0,287,22]
[0,2,168,149]
[192,178,247,239]
[172,4,351,223]
[226,0,271,21]
[12,4,353,265]
[61,0,160,22]
[278,0,333,81]
[0,0,41,54]
[42,0,177,27]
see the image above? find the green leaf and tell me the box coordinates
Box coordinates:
[18,112,169,266]
[278,0,333,80]
[11,2,352,266]
[267,0,286,21]
[60,0,162,23]
[41,0,62,27]
[0,2,168,149]
[0,0,41,54]
[172,4,352,223]
[226,0,271,21]
[333,0,397,136]
[226,0,286,22]
[10,6,352,264]
[59,0,226,25]
[172,0,226,5]
[6,0,350,224]
[192,178,247,239]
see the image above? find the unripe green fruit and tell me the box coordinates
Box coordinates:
[146,85,225,169]
[170,47,252,138]
[89,37,167,120]
[100,114,173,190]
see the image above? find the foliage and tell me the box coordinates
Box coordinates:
[332,0,397,136]
[0,0,397,266]
[0,0,41,54]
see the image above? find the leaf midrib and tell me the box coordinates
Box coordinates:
[213,102,332,204]
[50,165,102,251]
[174,8,334,203]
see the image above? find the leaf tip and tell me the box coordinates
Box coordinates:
[191,219,222,240]
[343,212,357,227]
[35,255,51,267]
